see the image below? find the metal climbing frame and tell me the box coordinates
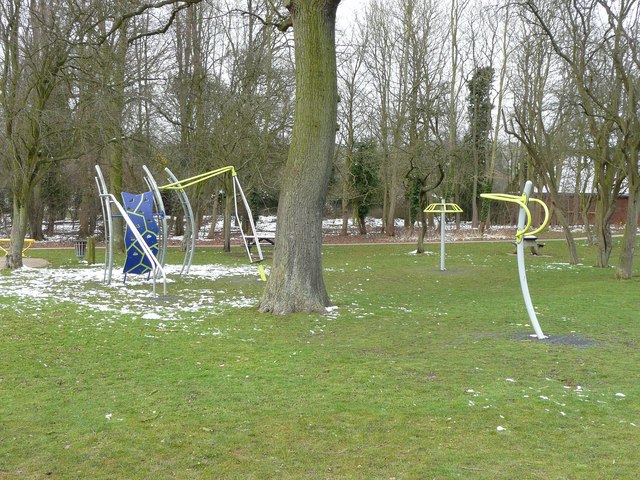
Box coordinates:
[158,166,265,272]
[95,165,168,295]
[481,181,550,339]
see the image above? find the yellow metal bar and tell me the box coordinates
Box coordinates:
[480,192,551,242]
[480,192,532,242]
[0,238,35,256]
[526,197,550,237]
[424,202,463,214]
[159,166,236,191]
[258,264,267,281]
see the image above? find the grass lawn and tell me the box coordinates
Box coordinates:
[1,238,639,479]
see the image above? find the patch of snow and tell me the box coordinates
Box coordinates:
[0,262,261,335]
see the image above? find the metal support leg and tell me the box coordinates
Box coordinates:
[517,181,546,339]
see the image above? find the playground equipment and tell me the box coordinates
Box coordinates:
[157,166,267,281]
[481,181,550,339]
[95,165,167,295]
[95,164,266,293]
[424,199,463,271]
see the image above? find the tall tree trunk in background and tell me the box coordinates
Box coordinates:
[617,164,639,279]
[223,180,232,253]
[259,0,340,314]
[207,184,220,239]
[385,163,398,236]
[28,185,44,241]
[78,160,96,238]
[548,191,578,264]
[483,2,510,233]
[105,24,128,253]
[1,0,69,268]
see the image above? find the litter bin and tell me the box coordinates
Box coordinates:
[74,239,87,260]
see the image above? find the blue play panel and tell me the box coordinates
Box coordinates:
[121,191,159,280]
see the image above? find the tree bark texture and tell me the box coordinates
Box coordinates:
[259,0,340,314]
[617,178,639,279]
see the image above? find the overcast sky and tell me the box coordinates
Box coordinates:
[336,0,370,29]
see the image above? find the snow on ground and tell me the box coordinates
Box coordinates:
[2,212,608,246]
[0,263,263,336]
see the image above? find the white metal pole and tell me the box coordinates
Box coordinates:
[517,181,546,339]
[165,168,196,275]
[440,197,446,271]
[95,166,114,285]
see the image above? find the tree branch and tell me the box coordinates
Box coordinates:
[95,0,204,45]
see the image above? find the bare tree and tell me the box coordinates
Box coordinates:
[336,21,369,236]
[596,0,640,279]
[505,20,579,263]
[520,0,635,272]
[0,0,75,268]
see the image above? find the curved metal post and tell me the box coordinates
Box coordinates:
[94,165,114,285]
[142,165,168,268]
[165,168,196,275]
[517,181,546,339]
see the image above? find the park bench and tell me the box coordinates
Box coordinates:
[246,232,275,252]
[513,235,545,255]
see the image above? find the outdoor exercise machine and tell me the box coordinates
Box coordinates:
[95,164,266,294]
[424,199,463,271]
[481,181,550,339]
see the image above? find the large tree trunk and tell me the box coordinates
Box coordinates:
[28,185,44,241]
[207,188,220,239]
[385,163,398,236]
[8,192,29,269]
[551,198,579,265]
[593,196,617,268]
[416,210,427,254]
[259,0,339,315]
[617,183,639,279]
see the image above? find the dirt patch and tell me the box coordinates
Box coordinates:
[1,257,51,269]
[514,332,597,347]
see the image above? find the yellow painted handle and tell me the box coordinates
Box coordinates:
[480,193,550,241]
[526,198,550,237]
[480,192,532,242]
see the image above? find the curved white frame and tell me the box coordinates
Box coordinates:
[165,167,196,275]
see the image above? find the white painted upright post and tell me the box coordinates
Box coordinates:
[517,181,546,339]
[440,197,446,271]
